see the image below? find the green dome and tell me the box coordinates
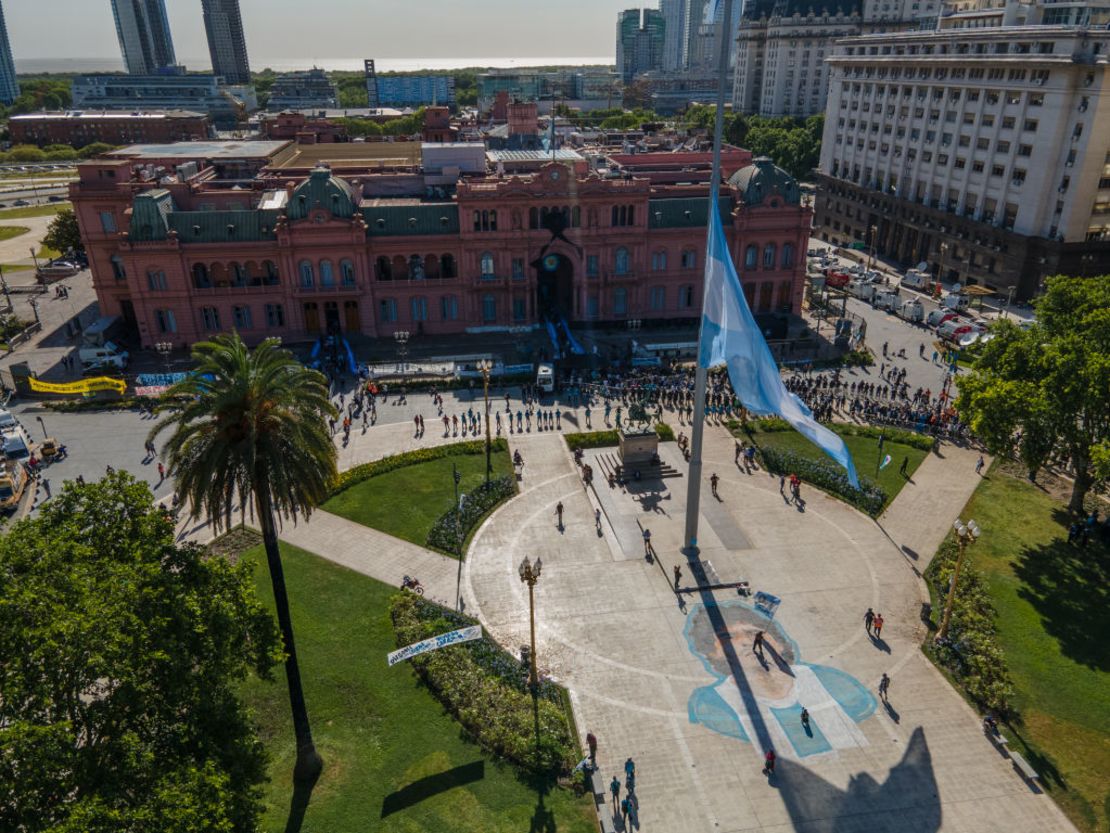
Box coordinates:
[728,157,801,207]
[288,165,356,220]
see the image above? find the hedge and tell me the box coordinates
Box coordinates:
[426,475,516,554]
[333,438,508,494]
[924,537,1015,715]
[743,418,935,451]
[390,593,578,774]
[564,423,673,451]
[758,445,887,516]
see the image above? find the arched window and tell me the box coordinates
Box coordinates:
[482,294,496,322]
[611,205,619,227]
[192,263,210,288]
[613,287,628,315]
[441,253,457,278]
[299,260,314,288]
[392,255,408,281]
[489,210,497,231]
[529,207,538,229]
[781,243,795,269]
[230,262,246,285]
[424,254,440,279]
[744,245,758,270]
[763,243,777,269]
[651,250,667,271]
[572,206,581,227]
[340,259,355,285]
[376,256,392,280]
[411,296,428,321]
[681,249,697,269]
[480,251,495,277]
[615,247,630,275]
[263,260,279,284]
[409,254,425,280]
[440,295,459,321]
[473,210,482,232]
[319,260,335,286]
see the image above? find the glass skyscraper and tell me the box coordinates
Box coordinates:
[0,1,19,105]
[110,0,177,75]
[202,0,251,85]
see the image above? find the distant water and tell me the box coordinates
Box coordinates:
[15,56,615,75]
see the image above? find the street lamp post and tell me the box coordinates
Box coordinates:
[937,243,949,296]
[27,297,40,325]
[30,247,40,273]
[868,224,878,274]
[1003,285,1016,318]
[518,555,543,690]
[36,415,47,438]
[477,359,493,484]
[936,518,981,641]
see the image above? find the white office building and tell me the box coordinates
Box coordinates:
[815,0,1110,298]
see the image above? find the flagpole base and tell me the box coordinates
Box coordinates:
[682,543,700,558]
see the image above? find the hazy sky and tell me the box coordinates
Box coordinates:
[7,0,630,63]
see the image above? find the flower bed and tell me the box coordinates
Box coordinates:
[390,592,578,774]
[758,445,887,516]
[426,475,516,553]
[924,538,1015,715]
[333,438,508,494]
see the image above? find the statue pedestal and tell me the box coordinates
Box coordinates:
[618,429,658,465]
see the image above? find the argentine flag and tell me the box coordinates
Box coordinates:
[699,204,860,487]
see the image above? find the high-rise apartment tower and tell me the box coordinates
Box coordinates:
[201,0,250,85]
[0,1,19,105]
[110,0,177,75]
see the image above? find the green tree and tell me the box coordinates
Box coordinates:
[6,144,46,162]
[151,333,338,782]
[0,473,280,832]
[78,141,117,158]
[957,274,1110,512]
[43,207,83,254]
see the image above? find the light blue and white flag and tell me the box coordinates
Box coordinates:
[879,454,892,471]
[699,204,860,487]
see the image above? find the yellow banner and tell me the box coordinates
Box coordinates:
[29,376,128,395]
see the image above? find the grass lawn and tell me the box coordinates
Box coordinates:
[953,464,1109,832]
[323,447,512,552]
[0,202,70,220]
[740,423,928,508]
[241,543,596,833]
[0,225,30,241]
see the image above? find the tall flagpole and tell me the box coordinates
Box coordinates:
[684,0,736,553]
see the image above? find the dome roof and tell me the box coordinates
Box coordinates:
[288,165,356,220]
[728,157,801,207]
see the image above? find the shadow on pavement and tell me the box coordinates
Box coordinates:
[380,760,486,818]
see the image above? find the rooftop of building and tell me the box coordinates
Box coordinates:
[268,141,423,169]
[257,108,406,120]
[486,149,583,163]
[11,109,207,121]
[107,140,289,160]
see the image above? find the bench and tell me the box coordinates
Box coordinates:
[599,813,618,833]
[986,729,1009,752]
[1010,751,1040,786]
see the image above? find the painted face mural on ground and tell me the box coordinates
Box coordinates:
[685,601,876,758]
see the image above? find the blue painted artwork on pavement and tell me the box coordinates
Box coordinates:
[685,600,876,759]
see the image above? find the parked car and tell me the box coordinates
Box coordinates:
[12,199,29,207]
[47,195,65,203]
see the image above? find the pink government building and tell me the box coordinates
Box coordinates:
[70,138,813,349]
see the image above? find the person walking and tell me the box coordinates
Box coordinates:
[753,630,765,658]
[642,527,653,558]
[157,462,165,483]
[555,501,564,529]
[976,454,985,475]
[710,472,720,498]
[735,441,742,465]
[620,796,630,825]
[873,612,884,639]
[764,748,776,775]
[624,757,636,794]
[899,456,909,476]
[779,474,786,496]
[610,775,621,810]
[864,608,875,635]
[595,507,602,532]
[586,731,598,764]
[879,672,891,700]
[673,564,682,590]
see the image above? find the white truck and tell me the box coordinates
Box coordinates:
[536,363,555,394]
[873,289,901,312]
[900,269,931,290]
[941,292,971,312]
[79,315,128,370]
[899,298,925,323]
[848,279,875,301]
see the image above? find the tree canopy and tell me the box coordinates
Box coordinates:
[957,274,1110,512]
[0,473,280,833]
[43,207,83,254]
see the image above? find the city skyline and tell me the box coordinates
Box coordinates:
[6,0,637,67]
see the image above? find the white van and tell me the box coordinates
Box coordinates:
[848,279,874,301]
[873,290,900,312]
[941,293,971,312]
[536,363,555,394]
[899,298,925,322]
[901,269,930,290]
[79,341,129,370]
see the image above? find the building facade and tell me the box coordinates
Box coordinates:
[110,0,176,75]
[731,0,939,117]
[202,0,251,86]
[267,69,339,110]
[69,144,810,349]
[9,110,211,147]
[617,8,667,83]
[477,70,621,115]
[661,0,689,72]
[365,61,456,109]
[816,1,1110,298]
[686,0,744,71]
[0,0,18,106]
[71,73,255,129]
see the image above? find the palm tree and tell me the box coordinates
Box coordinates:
[150,332,337,782]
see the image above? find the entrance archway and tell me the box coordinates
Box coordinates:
[534,252,574,319]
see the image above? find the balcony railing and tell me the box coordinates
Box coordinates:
[293,281,361,295]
